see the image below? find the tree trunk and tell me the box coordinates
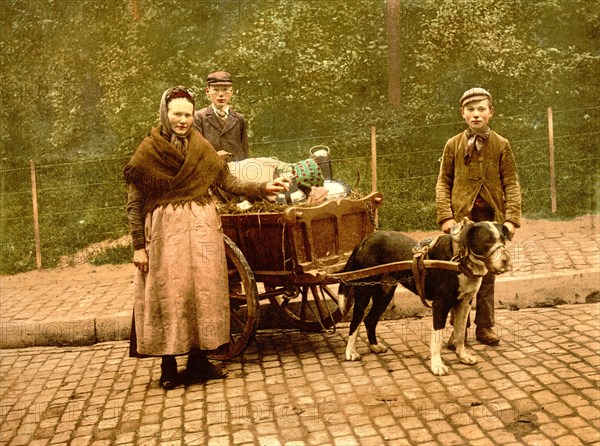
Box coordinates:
[130,0,139,20]
[386,0,401,106]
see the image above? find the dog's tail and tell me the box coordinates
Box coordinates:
[337,241,363,313]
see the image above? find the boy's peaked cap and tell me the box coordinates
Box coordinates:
[206,71,233,86]
[460,87,492,107]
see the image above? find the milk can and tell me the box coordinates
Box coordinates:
[309,145,351,200]
[309,145,333,180]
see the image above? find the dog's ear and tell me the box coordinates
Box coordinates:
[455,217,474,245]
[463,255,488,277]
[457,219,489,276]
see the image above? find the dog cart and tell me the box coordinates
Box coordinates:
[208,192,384,360]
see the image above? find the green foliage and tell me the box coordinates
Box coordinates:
[0,0,598,273]
[0,158,129,274]
[198,0,388,141]
[1,0,597,160]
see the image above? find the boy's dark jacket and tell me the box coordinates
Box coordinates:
[436,129,521,227]
[194,106,249,161]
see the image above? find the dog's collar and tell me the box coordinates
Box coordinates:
[450,239,465,263]
[457,258,483,278]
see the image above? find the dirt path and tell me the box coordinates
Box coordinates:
[1,215,598,291]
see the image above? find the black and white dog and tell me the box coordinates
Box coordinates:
[338,218,511,375]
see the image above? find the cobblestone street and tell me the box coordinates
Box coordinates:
[1,304,599,445]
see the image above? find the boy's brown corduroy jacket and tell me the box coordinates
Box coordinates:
[435,129,521,227]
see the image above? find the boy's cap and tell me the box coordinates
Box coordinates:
[206,71,233,86]
[460,87,492,107]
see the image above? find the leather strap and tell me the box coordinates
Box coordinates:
[412,251,431,308]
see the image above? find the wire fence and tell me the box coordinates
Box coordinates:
[1,106,598,274]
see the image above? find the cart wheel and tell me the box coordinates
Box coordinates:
[267,283,354,332]
[208,235,260,361]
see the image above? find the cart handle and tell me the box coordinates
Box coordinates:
[328,259,460,283]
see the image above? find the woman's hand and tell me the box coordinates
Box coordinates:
[134,248,149,273]
[440,218,458,234]
[265,177,290,195]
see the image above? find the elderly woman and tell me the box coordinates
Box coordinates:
[124,86,286,389]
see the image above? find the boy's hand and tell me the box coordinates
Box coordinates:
[217,150,232,161]
[503,221,516,239]
[134,248,149,273]
[265,177,290,195]
[441,218,458,233]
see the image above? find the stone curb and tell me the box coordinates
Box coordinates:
[1,270,597,349]
[0,312,132,349]
[384,268,599,319]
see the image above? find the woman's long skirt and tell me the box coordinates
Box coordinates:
[131,201,230,356]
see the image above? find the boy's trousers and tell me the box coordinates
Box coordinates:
[474,272,495,328]
[471,200,496,329]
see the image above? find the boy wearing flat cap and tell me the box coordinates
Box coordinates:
[193,71,249,162]
[436,87,521,347]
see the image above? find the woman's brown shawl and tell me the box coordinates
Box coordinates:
[124,127,266,215]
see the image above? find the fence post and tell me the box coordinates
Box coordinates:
[30,160,42,269]
[370,126,377,193]
[370,126,379,226]
[547,106,557,213]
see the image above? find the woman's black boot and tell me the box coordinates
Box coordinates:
[159,355,180,390]
[184,351,227,384]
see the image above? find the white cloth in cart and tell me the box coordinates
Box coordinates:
[228,157,288,183]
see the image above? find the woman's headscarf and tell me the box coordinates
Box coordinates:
[159,86,196,155]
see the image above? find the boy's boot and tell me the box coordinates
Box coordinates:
[475,327,500,346]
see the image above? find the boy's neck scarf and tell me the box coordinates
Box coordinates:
[464,127,490,165]
[123,127,226,209]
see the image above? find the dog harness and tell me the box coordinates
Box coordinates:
[411,236,440,308]
[470,241,505,262]
[411,226,498,305]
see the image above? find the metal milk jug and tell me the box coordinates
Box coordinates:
[309,145,333,180]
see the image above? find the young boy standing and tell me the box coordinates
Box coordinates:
[436,87,521,346]
[193,71,249,162]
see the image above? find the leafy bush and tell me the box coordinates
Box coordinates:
[0,0,598,274]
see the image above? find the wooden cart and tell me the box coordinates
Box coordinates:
[209,192,384,360]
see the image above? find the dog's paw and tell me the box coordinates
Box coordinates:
[430,357,449,376]
[457,353,477,365]
[369,343,388,354]
[345,350,362,361]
